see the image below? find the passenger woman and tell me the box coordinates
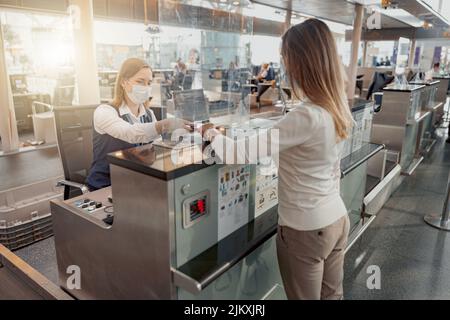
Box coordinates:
[200,19,353,300]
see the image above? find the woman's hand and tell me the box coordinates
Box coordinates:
[156,118,192,135]
[197,123,223,141]
[197,123,215,136]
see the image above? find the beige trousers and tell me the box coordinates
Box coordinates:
[276,215,350,300]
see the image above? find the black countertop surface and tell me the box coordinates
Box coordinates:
[108,140,385,182]
[108,144,210,181]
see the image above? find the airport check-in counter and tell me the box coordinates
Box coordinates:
[342,100,387,241]
[408,79,441,155]
[433,76,450,121]
[371,84,426,176]
[50,101,384,300]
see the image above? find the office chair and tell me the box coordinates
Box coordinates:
[222,79,241,93]
[252,65,261,77]
[53,105,97,200]
[266,67,276,81]
[9,74,28,94]
[366,72,394,100]
[356,74,364,96]
[53,85,75,106]
[182,75,193,90]
[173,72,185,89]
[222,80,229,92]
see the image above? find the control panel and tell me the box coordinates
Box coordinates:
[73,198,105,213]
[182,191,210,229]
[69,191,114,225]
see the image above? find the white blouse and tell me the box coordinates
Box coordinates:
[210,100,348,231]
[93,103,159,144]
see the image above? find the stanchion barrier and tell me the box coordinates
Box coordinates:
[424,171,450,231]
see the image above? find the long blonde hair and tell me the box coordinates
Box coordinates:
[281,19,353,141]
[111,58,151,109]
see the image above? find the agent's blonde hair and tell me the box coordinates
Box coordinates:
[111,58,151,109]
[281,19,353,141]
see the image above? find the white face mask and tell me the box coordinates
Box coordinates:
[126,84,152,105]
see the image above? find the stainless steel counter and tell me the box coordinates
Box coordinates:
[371,84,426,175]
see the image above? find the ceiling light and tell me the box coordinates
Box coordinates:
[232,1,239,5]
[422,20,434,29]
[347,0,383,5]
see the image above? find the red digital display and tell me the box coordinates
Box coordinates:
[190,197,207,218]
[184,193,209,228]
[197,200,205,213]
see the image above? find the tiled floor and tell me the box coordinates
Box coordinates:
[344,128,450,300]
[14,237,58,285]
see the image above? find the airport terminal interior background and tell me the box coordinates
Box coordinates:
[0,0,450,300]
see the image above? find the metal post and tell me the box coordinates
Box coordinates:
[284,0,292,33]
[0,21,19,152]
[347,3,364,101]
[70,0,100,105]
[362,41,368,67]
[424,171,450,231]
[408,38,416,69]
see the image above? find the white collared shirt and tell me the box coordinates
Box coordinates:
[93,103,159,144]
[117,103,157,124]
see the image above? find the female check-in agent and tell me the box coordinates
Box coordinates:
[200,19,353,300]
[86,58,190,191]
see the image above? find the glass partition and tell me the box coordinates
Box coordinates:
[0,10,74,148]
[157,0,253,127]
[394,37,410,84]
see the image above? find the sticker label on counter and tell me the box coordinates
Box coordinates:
[218,165,251,241]
[255,161,278,218]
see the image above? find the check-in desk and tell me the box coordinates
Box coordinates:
[50,109,384,300]
[408,80,441,155]
[433,75,450,103]
[433,75,449,125]
[342,100,388,242]
[371,84,425,176]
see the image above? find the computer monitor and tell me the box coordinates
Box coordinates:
[172,89,209,123]
[10,74,28,94]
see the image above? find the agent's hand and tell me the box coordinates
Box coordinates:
[156,118,192,135]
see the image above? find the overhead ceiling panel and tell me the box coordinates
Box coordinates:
[252,0,357,25]
[252,0,449,29]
